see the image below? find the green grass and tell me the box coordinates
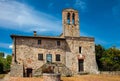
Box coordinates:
[0,74,5,79]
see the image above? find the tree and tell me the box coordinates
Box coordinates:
[0,53,12,73]
[6,55,12,65]
[5,55,12,72]
[0,52,4,57]
[100,47,120,71]
[95,45,120,71]
[95,44,105,70]
[0,57,4,73]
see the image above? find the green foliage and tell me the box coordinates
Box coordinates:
[0,53,12,73]
[6,55,12,68]
[95,45,120,71]
[0,57,4,73]
[0,52,4,57]
[95,44,105,70]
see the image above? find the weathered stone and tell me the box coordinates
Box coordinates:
[10,8,99,77]
[10,63,23,77]
[43,73,61,81]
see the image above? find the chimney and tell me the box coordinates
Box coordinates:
[33,31,37,36]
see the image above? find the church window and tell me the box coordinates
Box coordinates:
[72,13,75,24]
[38,53,43,60]
[67,13,70,24]
[56,54,60,61]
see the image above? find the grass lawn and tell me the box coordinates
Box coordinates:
[0,74,5,79]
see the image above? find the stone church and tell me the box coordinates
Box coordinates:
[10,8,98,77]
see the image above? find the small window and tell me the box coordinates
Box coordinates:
[72,13,75,24]
[57,41,60,46]
[38,40,41,45]
[46,54,52,63]
[38,54,43,60]
[79,47,81,53]
[56,54,60,61]
[67,13,70,24]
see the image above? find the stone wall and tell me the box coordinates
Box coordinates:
[11,37,67,76]
[43,73,61,81]
[65,37,98,74]
[10,36,98,76]
[10,63,23,77]
[100,71,120,75]
[62,9,80,37]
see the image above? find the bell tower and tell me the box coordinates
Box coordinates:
[62,8,80,37]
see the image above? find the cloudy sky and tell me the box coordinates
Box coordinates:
[0,0,120,55]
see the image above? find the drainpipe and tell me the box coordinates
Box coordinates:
[14,37,17,63]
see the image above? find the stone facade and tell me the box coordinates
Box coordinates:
[65,37,98,74]
[10,8,98,77]
[62,9,80,37]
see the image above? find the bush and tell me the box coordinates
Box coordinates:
[0,54,12,73]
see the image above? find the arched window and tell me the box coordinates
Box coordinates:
[67,13,70,24]
[72,13,75,24]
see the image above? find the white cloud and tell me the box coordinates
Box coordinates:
[9,44,13,49]
[74,0,87,12]
[0,0,62,33]
[4,52,11,58]
[0,42,11,49]
[4,53,8,58]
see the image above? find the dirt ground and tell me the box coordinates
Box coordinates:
[2,74,120,81]
[9,77,43,81]
[61,74,120,81]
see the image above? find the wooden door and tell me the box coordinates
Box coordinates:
[78,60,84,72]
[26,68,32,77]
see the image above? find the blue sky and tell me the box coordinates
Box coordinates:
[0,0,120,55]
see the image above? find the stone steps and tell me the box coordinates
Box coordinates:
[34,62,72,76]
